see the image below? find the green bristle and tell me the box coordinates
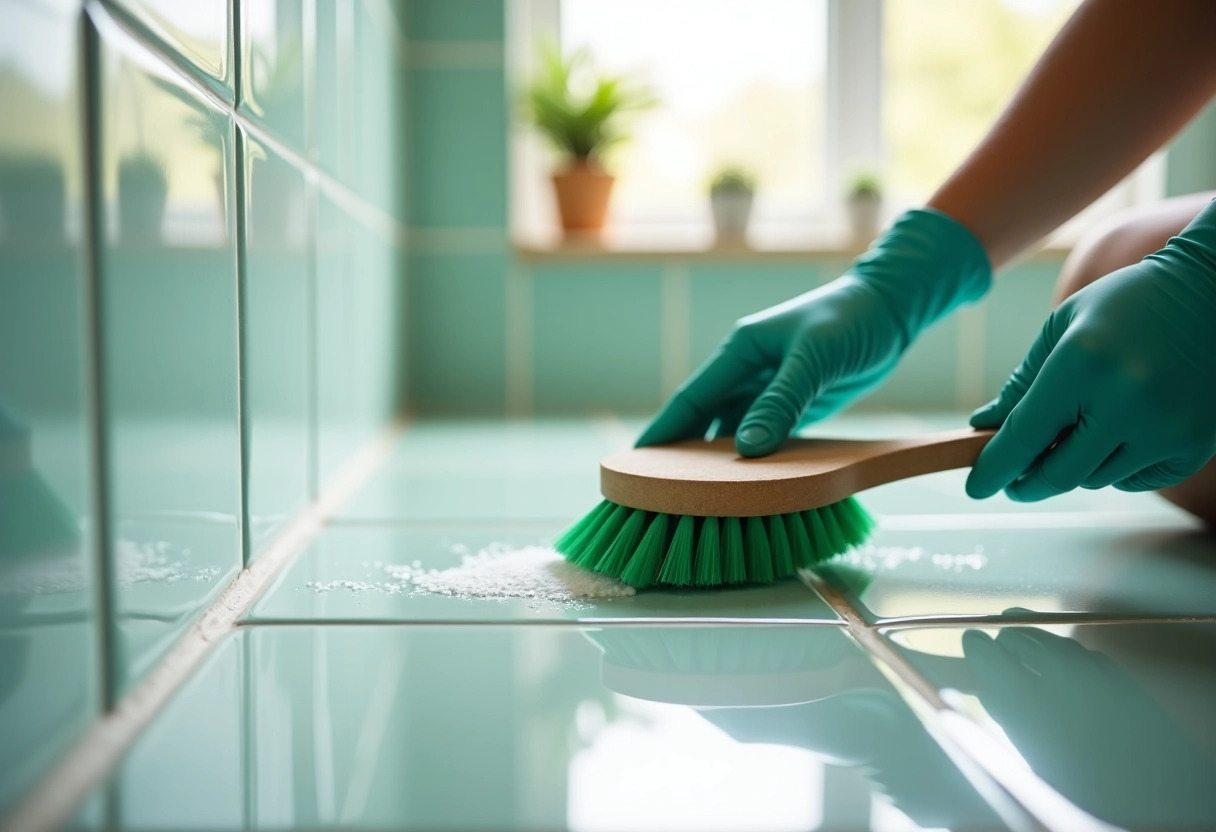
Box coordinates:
[722,516,747,583]
[554,499,613,558]
[558,492,877,589]
[768,514,795,578]
[594,507,650,575]
[693,515,722,586]
[784,511,815,568]
[744,516,774,583]
[804,508,834,558]
[575,502,631,569]
[657,514,695,586]
[620,512,670,588]
[834,496,876,545]
[818,502,849,553]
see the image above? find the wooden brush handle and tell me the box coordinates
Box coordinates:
[601,428,996,517]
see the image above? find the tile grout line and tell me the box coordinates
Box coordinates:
[1,416,408,832]
[78,6,116,713]
[235,617,851,628]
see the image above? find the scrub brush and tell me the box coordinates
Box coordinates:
[556,428,994,589]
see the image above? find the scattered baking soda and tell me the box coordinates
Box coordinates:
[837,544,987,573]
[0,539,221,597]
[306,543,636,609]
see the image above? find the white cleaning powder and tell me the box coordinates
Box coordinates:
[307,542,636,609]
[839,544,987,573]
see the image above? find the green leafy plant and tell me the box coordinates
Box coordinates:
[709,166,757,196]
[847,170,882,199]
[524,42,656,164]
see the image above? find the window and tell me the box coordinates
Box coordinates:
[510,0,1163,250]
[561,0,827,232]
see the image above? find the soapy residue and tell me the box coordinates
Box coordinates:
[306,543,636,609]
[0,539,222,597]
[838,544,988,573]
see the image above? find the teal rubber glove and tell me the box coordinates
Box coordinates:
[967,199,1216,501]
[637,208,992,456]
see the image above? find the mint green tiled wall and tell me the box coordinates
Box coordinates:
[408,67,507,228]
[0,0,408,814]
[408,253,1064,416]
[531,264,664,412]
[408,253,508,412]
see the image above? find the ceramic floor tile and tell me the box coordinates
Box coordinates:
[812,521,1215,622]
[886,622,1216,830]
[247,524,841,622]
[338,418,631,521]
[96,624,1012,831]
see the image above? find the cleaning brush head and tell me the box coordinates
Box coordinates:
[555,497,874,589]
[556,430,996,589]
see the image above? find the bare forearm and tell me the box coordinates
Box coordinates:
[928,0,1216,270]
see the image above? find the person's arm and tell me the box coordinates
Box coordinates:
[930,0,1216,269]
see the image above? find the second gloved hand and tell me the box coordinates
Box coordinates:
[967,199,1216,501]
[637,208,992,456]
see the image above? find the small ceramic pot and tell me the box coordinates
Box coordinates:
[847,193,882,241]
[552,160,615,234]
[711,190,753,243]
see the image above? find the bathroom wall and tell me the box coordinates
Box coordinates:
[404,0,1216,418]
[0,0,406,815]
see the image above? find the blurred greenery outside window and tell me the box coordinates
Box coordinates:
[513,0,1163,245]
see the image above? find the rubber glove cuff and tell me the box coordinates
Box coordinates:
[1147,197,1216,277]
[851,207,992,348]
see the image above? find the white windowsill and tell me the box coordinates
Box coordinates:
[512,224,1074,263]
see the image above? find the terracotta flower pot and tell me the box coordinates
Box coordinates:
[552,160,614,234]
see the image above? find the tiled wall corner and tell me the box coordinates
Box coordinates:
[94,14,243,693]
[0,0,410,814]
[241,134,311,554]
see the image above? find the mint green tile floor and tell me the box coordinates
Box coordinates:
[78,416,1216,830]
[99,625,1013,831]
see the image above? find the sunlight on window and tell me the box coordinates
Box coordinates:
[884,0,1080,200]
[560,0,827,226]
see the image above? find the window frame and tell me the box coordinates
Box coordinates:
[508,0,1164,251]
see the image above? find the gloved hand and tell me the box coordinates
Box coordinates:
[967,199,1216,501]
[963,626,1216,828]
[637,209,992,456]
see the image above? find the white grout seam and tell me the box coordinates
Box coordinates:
[1,417,408,832]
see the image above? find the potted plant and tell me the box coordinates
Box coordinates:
[845,170,883,240]
[709,166,757,243]
[525,43,655,236]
